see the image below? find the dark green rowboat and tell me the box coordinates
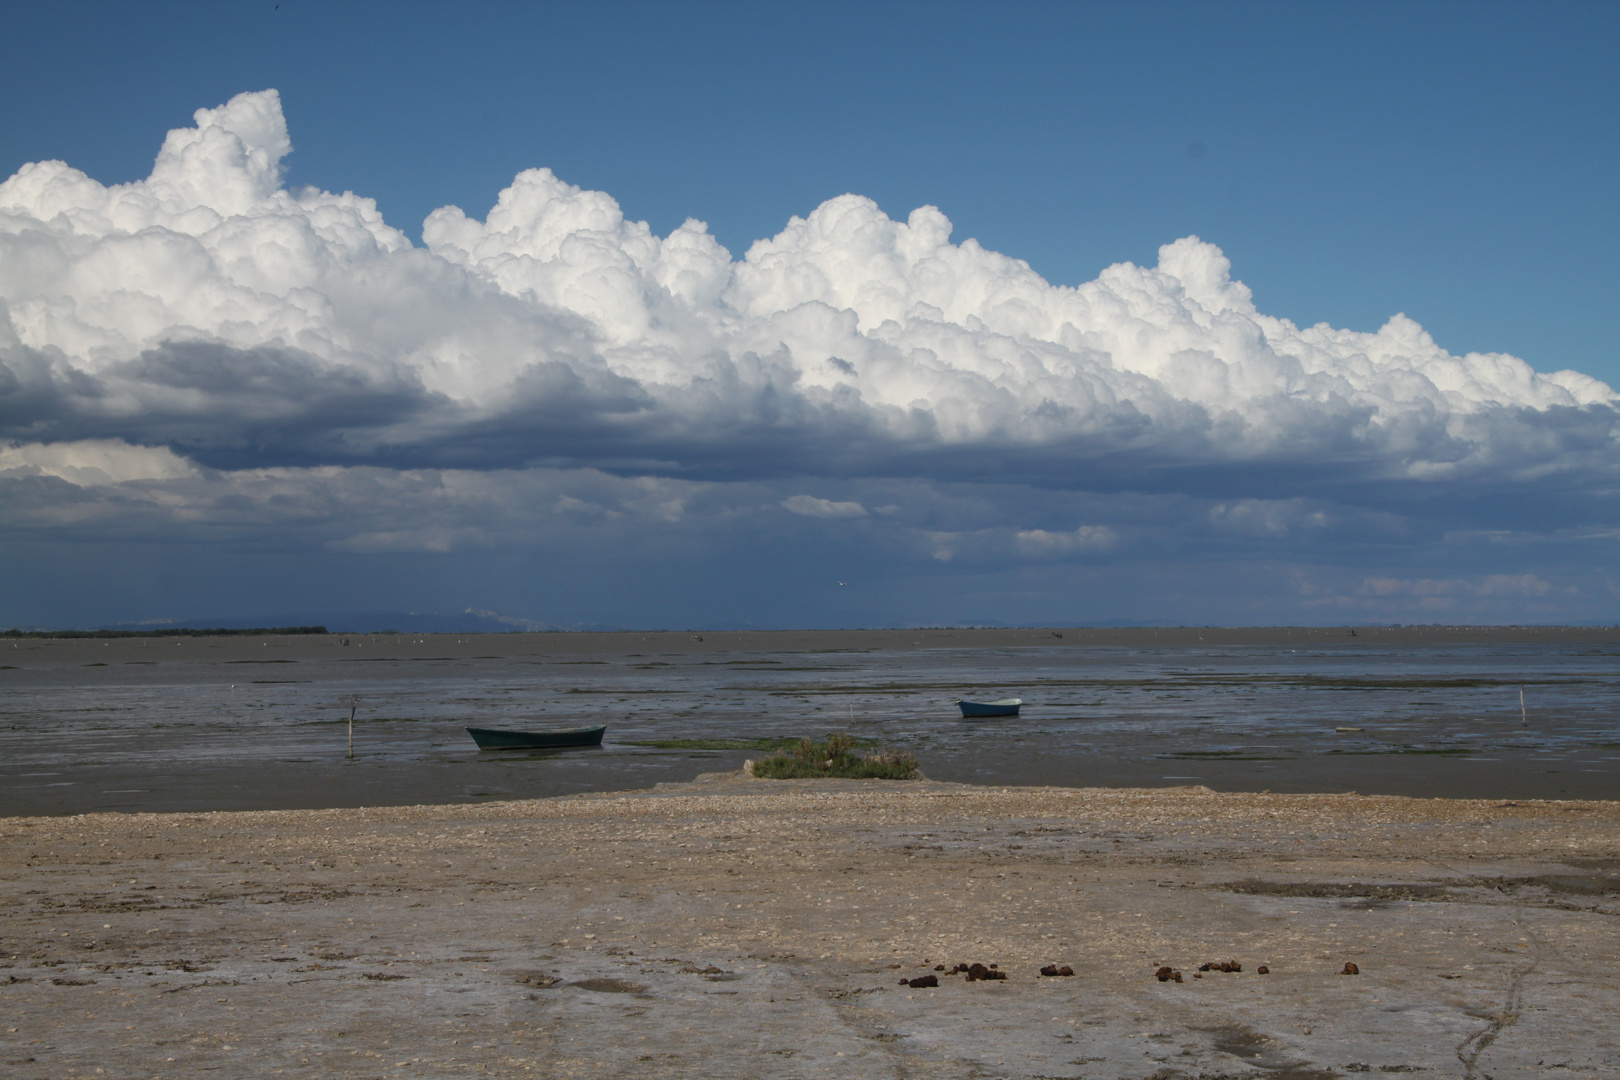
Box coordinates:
[466,725,606,750]
[956,698,1022,718]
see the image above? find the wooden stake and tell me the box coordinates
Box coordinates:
[1520,685,1527,727]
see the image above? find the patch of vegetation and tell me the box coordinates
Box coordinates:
[750,733,920,780]
[621,738,802,751]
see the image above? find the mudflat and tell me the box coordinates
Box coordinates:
[4,775,1618,1078]
[7,625,1620,816]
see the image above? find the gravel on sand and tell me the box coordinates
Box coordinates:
[3,774,1618,1078]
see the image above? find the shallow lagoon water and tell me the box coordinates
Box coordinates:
[3,626,1618,814]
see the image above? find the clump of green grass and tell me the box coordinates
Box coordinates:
[749,733,920,780]
[621,737,801,751]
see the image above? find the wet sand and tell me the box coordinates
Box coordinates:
[3,775,1618,1078]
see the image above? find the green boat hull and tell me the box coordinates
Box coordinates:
[957,699,1022,718]
[466,725,606,750]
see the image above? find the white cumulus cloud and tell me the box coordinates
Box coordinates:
[0,439,199,485]
[1014,525,1117,555]
[782,494,867,518]
[2,89,1615,494]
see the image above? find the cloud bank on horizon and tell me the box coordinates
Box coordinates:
[2,91,1617,626]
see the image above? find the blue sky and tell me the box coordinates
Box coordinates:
[7,1,1617,380]
[2,1,1618,629]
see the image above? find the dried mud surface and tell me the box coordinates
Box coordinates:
[3,775,1618,1078]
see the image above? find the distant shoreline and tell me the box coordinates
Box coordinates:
[0,625,329,640]
[5,623,1619,650]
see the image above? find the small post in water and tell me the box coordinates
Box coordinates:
[1520,685,1527,727]
[344,694,359,758]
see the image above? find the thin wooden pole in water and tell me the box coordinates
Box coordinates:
[345,695,358,758]
[1520,685,1528,727]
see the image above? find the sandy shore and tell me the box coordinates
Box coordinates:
[3,775,1618,1078]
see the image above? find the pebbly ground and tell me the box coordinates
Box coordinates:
[2,774,1618,1079]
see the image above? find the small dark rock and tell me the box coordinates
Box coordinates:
[965,963,1006,982]
[1155,966,1175,982]
[905,974,939,988]
[1257,965,1270,975]
[1341,962,1360,975]
[570,978,648,994]
[1198,963,1212,972]
[514,972,561,988]
[933,964,946,971]
[1172,971,1183,982]
[1039,964,1075,977]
